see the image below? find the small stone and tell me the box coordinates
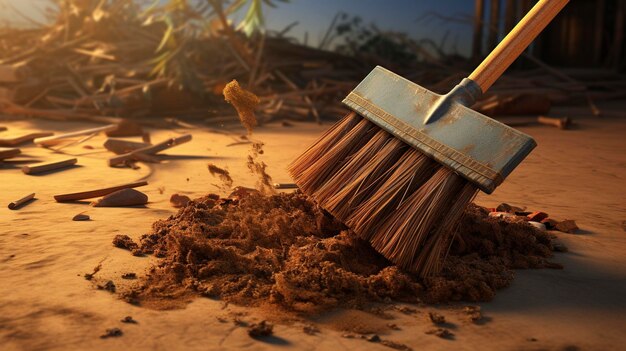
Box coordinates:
[541,218,559,229]
[463,306,483,323]
[366,334,381,342]
[121,316,137,324]
[72,213,90,221]
[247,320,273,338]
[428,312,446,324]
[121,272,136,279]
[100,327,123,339]
[112,235,139,251]
[170,194,191,208]
[98,280,116,293]
[496,203,524,213]
[92,188,148,207]
[527,211,549,222]
[555,220,579,234]
[425,328,453,339]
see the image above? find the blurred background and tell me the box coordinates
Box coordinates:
[0,0,624,126]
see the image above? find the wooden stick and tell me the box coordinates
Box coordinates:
[34,125,117,147]
[22,158,77,174]
[8,193,35,210]
[108,134,192,167]
[54,181,148,202]
[537,116,571,129]
[0,132,54,146]
[0,147,21,160]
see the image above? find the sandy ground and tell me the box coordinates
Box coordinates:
[1,107,625,351]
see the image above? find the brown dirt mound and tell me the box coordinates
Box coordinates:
[123,192,561,312]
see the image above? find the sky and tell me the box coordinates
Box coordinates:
[262,0,475,56]
[0,0,477,56]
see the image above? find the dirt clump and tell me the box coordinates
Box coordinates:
[207,163,233,188]
[122,192,561,312]
[222,80,259,135]
[248,320,273,338]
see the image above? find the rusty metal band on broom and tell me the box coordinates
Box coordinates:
[343,91,504,186]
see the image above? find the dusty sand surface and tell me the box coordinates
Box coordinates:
[1,108,625,350]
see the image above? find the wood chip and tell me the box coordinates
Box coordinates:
[91,188,148,207]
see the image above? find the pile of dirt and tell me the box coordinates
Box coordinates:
[121,192,561,312]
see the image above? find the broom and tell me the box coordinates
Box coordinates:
[289,0,569,277]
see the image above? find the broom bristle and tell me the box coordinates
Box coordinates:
[411,181,478,275]
[370,168,478,275]
[320,137,407,221]
[289,112,360,177]
[291,116,376,195]
[346,149,437,240]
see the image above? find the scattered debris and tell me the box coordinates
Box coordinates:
[91,188,148,207]
[207,163,233,188]
[100,328,123,339]
[223,80,260,134]
[22,158,77,175]
[98,280,116,293]
[425,328,453,339]
[72,213,90,221]
[246,143,274,195]
[170,194,191,208]
[428,312,446,325]
[84,262,102,281]
[8,193,35,210]
[121,273,137,279]
[120,316,137,324]
[463,306,483,323]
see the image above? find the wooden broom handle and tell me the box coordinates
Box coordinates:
[469,0,569,93]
